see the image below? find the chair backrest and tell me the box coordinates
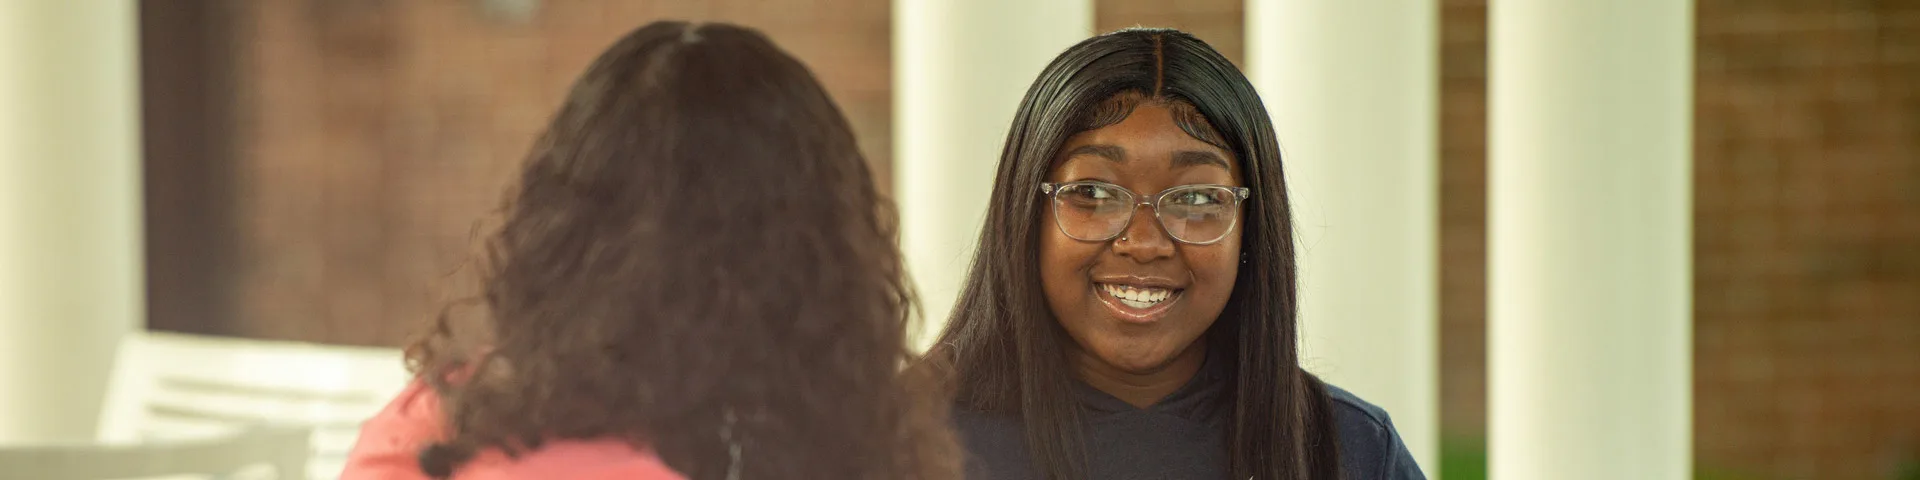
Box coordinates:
[0,425,310,480]
[97,332,412,480]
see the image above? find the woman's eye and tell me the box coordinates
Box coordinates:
[1174,190,1218,205]
[1066,185,1118,200]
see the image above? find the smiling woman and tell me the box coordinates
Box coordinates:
[923,28,1425,480]
[1039,98,1249,403]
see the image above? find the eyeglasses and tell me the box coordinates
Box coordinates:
[1038,181,1251,245]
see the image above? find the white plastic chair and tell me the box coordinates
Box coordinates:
[0,425,310,480]
[96,332,412,480]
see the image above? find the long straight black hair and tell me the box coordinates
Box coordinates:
[928,28,1343,480]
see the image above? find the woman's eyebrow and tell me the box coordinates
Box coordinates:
[1062,144,1127,162]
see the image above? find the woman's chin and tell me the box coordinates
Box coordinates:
[1093,346,1182,375]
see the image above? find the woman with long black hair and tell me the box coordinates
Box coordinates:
[928,28,1424,480]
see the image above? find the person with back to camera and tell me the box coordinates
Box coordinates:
[340,21,961,480]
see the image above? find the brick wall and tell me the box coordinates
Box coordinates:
[1437,1,1920,479]
[1438,0,1491,453]
[144,0,892,346]
[1692,1,1920,478]
[1097,0,1244,66]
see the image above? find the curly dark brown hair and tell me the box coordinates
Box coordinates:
[405,21,959,480]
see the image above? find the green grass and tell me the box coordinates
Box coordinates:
[1895,458,1920,480]
[1438,437,1487,480]
[1436,437,1766,480]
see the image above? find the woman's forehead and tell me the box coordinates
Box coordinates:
[1053,103,1240,180]
[1076,92,1231,150]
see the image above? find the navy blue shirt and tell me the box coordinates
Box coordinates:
[953,351,1425,480]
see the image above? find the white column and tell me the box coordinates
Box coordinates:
[0,1,144,444]
[1246,0,1438,475]
[1488,1,1692,479]
[894,0,1092,349]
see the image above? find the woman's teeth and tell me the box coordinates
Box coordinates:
[1102,283,1175,309]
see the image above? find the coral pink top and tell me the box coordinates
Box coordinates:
[341,381,686,480]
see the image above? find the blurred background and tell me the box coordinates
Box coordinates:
[0,1,1915,479]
